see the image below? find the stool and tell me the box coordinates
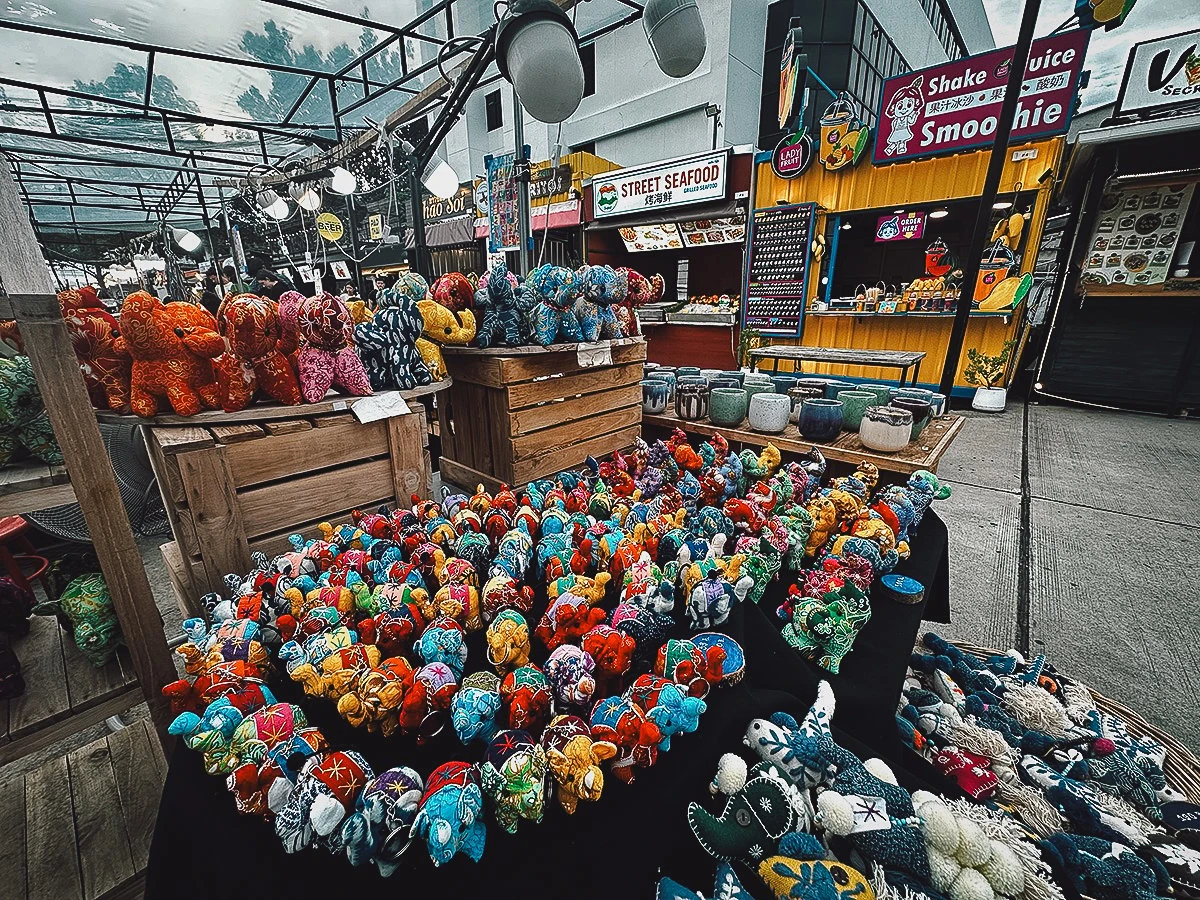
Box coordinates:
[0,516,52,597]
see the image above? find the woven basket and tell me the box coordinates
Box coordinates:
[949,641,1200,805]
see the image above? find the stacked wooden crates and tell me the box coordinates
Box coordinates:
[438,338,645,491]
[149,399,432,617]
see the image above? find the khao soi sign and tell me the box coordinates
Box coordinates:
[592,150,727,218]
[873,28,1090,165]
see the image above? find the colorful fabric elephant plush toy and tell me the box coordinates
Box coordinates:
[354,274,433,391]
[474,263,531,348]
[118,290,224,416]
[416,297,477,380]
[0,355,61,466]
[214,293,303,411]
[541,714,617,814]
[411,761,487,866]
[579,265,628,340]
[432,272,476,312]
[615,267,663,337]
[294,292,374,403]
[479,728,548,833]
[32,572,123,666]
[528,264,585,346]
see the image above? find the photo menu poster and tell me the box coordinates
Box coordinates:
[1083,182,1195,288]
[743,202,815,334]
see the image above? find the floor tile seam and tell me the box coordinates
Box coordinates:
[1027,493,1200,529]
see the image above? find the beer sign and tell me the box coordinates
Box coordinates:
[315,212,344,242]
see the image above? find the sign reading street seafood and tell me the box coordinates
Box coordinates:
[873,28,1089,165]
[592,150,727,218]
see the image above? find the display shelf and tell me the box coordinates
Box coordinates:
[805,310,1016,318]
[0,615,140,767]
[643,412,965,476]
[0,462,76,517]
[442,336,643,356]
[0,717,166,900]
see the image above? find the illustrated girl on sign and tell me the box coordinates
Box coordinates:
[884,76,924,157]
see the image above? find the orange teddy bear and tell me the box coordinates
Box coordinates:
[213,294,302,412]
[117,292,224,417]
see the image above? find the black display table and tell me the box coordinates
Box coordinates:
[145,513,951,899]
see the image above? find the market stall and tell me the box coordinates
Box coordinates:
[584,149,755,370]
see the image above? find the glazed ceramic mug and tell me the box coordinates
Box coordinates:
[748,392,791,434]
[822,379,854,400]
[787,385,825,422]
[676,366,702,378]
[895,387,934,404]
[719,369,745,386]
[798,398,843,442]
[859,405,913,452]
[641,379,669,414]
[929,392,948,418]
[709,387,748,426]
[835,390,875,431]
[742,378,775,406]
[710,377,741,391]
[677,375,709,388]
[770,374,799,395]
[645,371,676,401]
[700,368,723,382]
[891,396,932,439]
[675,382,711,421]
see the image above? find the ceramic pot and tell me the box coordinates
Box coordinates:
[822,380,854,400]
[677,375,709,388]
[797,377,834,392]
[748,392,791,434]
[787,385,825,422]
[655,366,678,376]
[742,379,774,406]
[675,383,711,421]
[710,377,741,391]
[709,387,748,426]
[835,390,875,431]
[798,398,843,442]
[891,397,932,439]
[676,366,702,378]
[859,405,913,452]
[700,368,723,382]
[641,379,669,414]
[719,370,745,386]
[770,375,799,395]
[643,362,660,374]
[895,387,934,404]
[645,371,676,401]
[859,383,894,406]
[972,387,1006,412]
[929,392,947,418]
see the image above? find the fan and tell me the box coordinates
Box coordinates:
[28,421,169,542]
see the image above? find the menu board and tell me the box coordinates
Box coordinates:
[743,202,815,334]
[1083,182,1194,288]
[617,224,683,252]
[679,213,747,247]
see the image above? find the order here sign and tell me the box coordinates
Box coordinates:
[873,28,1090,165]
[592,150,728,218]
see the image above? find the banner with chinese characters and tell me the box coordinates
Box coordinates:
[487,152,520,253]
[1082,182,1195,288]
[592,150,728,218]
[874,28,1089,165]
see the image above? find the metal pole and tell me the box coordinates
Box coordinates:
[938,0,1043,395]
[408,159,432,278]
[512,86,532,277]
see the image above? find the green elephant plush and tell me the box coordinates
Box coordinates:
[33,572,123,667]
[0,355,61,466]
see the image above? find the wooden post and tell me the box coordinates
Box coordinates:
[0,152,177,744]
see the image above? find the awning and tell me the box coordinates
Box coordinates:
[587,199,743,230]
[427,213,476,248]
[1058,110,1200,200]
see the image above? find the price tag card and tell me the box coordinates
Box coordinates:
[352,392,412,423]
[577,342,613,368]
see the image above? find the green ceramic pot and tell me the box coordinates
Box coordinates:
[822,379,854,400]
[859,383,894,406]
[742,379,774,406]
[709,387,748,426]
[835,390,875,431]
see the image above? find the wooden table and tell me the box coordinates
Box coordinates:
[643,411,965,477]
[749,345,927,386]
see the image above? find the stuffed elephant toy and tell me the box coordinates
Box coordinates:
[411,761,487,866]
[417,615,468,677]
[339,766,424,875]
[33,572,122,667]
[485,609,531,673]
[778,579,871,675]
[0,355,62,466]
[579,264,628,340]
[542,714,617,814]
[480,729,548,834]
[687,758,809,863]
[354,277,433,391]
[416,298,476,380]
[628,675,706,751]
[474,263,531,348]
[452,671,503,746]
[590,694,661,784]
[527,264,585,346]
[227,725,329,817]
[216,702,306,775]
[500,664,551,735]
[168,690,278,774]
[275,750,374,853]
[544,644,597,710]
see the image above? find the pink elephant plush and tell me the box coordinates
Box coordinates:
[293,292,372,403]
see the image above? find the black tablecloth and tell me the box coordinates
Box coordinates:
[146,512,952,899]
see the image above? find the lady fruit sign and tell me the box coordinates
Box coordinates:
[874,29,1089,165]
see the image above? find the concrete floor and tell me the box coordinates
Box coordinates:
[932,403,1200,754]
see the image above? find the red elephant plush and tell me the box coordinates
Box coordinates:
[117,291,224,417]
[214,293,302,411]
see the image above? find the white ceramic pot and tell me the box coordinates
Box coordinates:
[748,392,791,434]
[859,405,913,452]
[971,386,1007,412]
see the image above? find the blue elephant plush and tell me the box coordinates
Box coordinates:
[528,264,585,346]
[643,681,706,751]
[452,671,503,745]
[411,761,487,866]
[579,264,629,340]
[354,276,433,391]
[474,264,531,348]
[339,766,424,876]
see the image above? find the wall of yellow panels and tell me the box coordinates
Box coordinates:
[751,138,1065,390]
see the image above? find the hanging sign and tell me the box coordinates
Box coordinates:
[422,184,474,222]
[529,163,573,200]
[592,150,727,218]
[771,131,815,179]
[873,28,1090,165]
[1082,181,1195,288]
[818,95,870,171]
[875,211,927,242]
[315,212,344,242]
[778,20,807,131]
[487,152,520,253]
[1115,28,1200,116]
[368,214,383,241]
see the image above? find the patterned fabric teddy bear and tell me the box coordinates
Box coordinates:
[214,293,303,411]
[294,292,373,403]
[354,273,433,391]
[474,263,531,348]
[0,355,62,466]
[117,291,225,416]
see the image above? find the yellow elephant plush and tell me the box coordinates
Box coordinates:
[416,299,477,380]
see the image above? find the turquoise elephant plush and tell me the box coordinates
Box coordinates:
[411,761,487,866]
[168,690,278,774]
[643,681,706,751]
[451,671,503,745]
[527,264,585,346]
[339,766,424,876]
[906,469,952,528]
[579,264,627,340]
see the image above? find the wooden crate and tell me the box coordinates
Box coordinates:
[438,338,645,492]
[145,398,433,609]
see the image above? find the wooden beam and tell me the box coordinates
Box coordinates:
[0,151,176,746]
